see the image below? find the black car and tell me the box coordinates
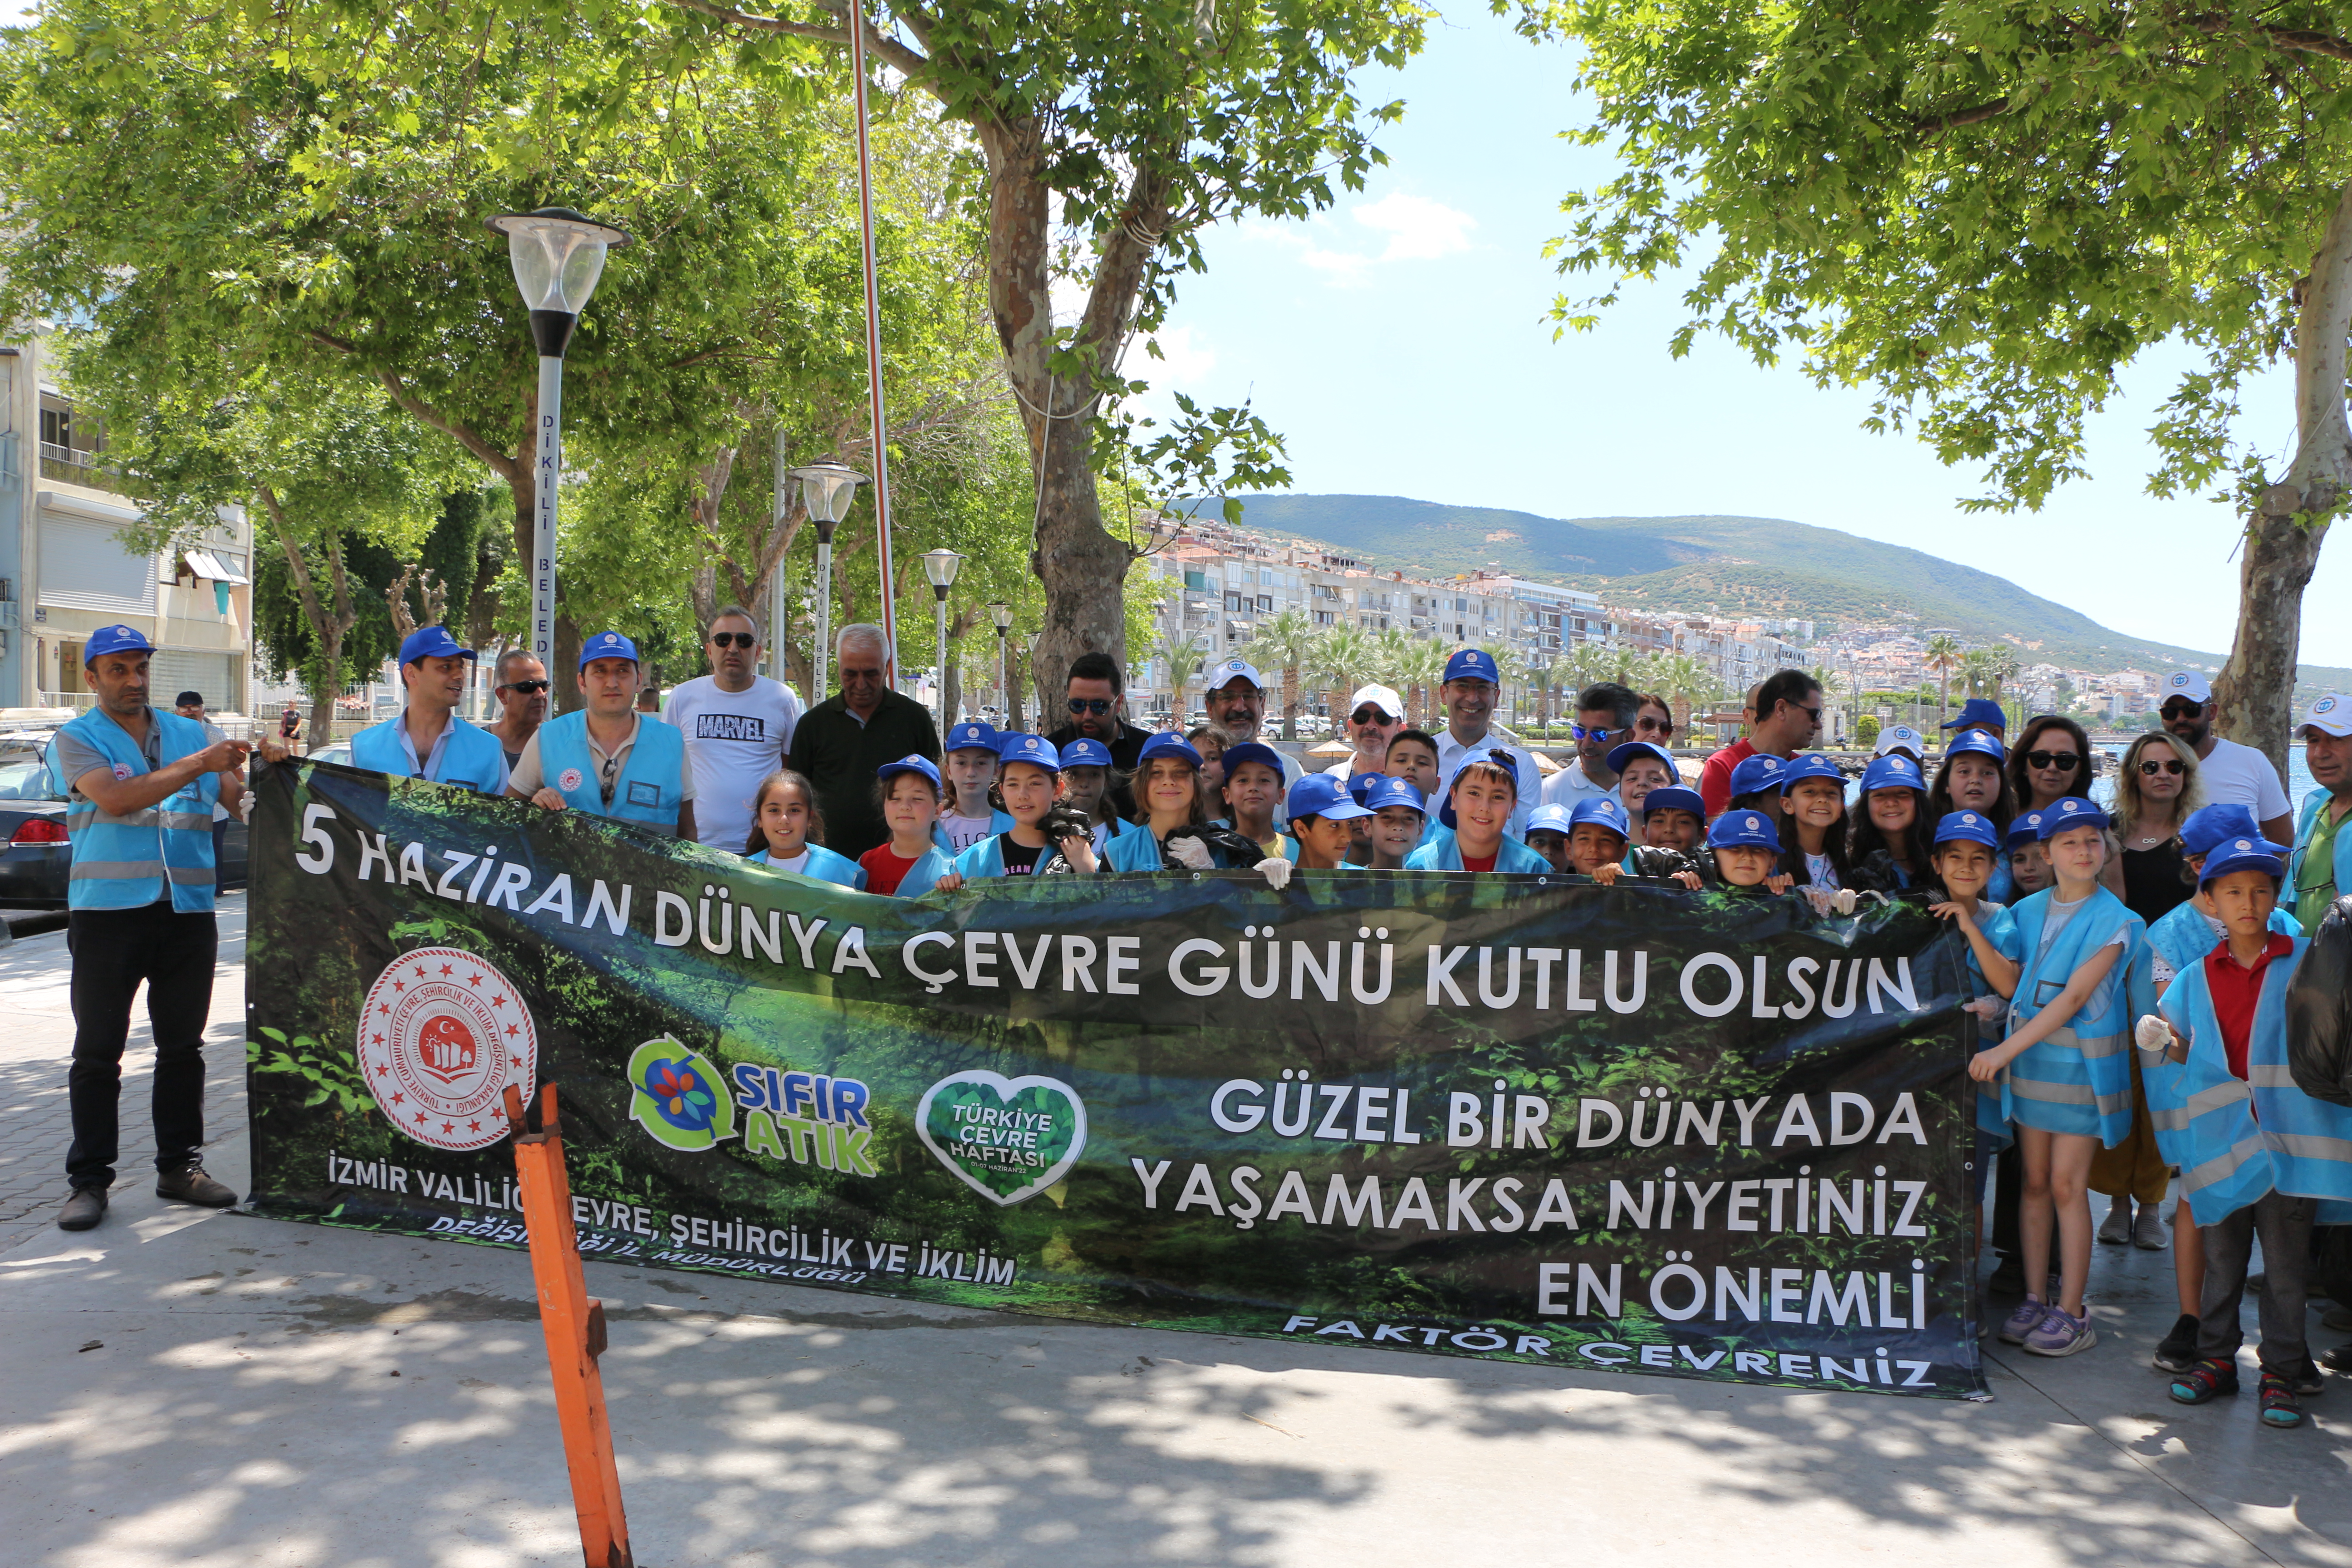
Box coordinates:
[0,742,248,907]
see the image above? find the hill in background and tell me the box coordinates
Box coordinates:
[1224,494,2352,689]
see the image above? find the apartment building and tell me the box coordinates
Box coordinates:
[0,334,254,716]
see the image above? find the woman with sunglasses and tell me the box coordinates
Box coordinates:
[2009,715,2096,815]
[2107,732,2204,924]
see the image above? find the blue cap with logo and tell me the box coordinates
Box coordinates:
[1286,772,1372,823]
[1569,796,1632,838]
[1945,727,2005,763]
[397,625,475,666]
[1707,811,1783,853]
[1363,775,1426,815]
[578,630,641,671]
[945,720,1000,755]
[1934,810,2001,849]
[1642,785,1706,821]
[1861,754,1927,794]
[2180,804,2264,858]
[1058,737,1112,769]
[2006,808,2048,848]
[997,734,1062,771]
[2199,835,2290,887]
[1220,741,1285,780]
[1729,753,1790,796]
[83,623,155,663]
[1940,697,2009,731]
[1606,739,1679,779]
[1346,771,1384,808]
[876,754,941,789]
[1137,732,1202,769]
[2038,796,2110,838]
[1524,803,1575,837]
[1783,753,1848,788]
[1442,648,1500,685]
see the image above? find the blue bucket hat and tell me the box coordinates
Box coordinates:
[997,734,1061,772]
[84,623,156,662]
[2198,836,2290,888]
[2038,796,2109,839]
[1286,773,1372,823]
[945,720,1000,754]
[1642,785,1706,821]
[1058,737,1112,769]
[1220,741,1285,780]
[1728,753,1791,797]
[1941,697,2008,732]
[1442,648,1500,685]
[1606,740,1679,779]
[1782,753,1847,789]
[1524,803,1575,837]
[1136,732,1203,769]
[1568,796,1632,838]
[397,625,475,666]
[1944,727,2005,764]
[1707,811,1783,853]
[1860,754,1927,794]
[578,630,641,671]
[1363,775,1426,815]
[2180,804,2264,858]
[1933,810,2001,850]
[876,754,941,789]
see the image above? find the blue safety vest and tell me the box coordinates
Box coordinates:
[1998,886,2154,1147]
[350,711,508,794]
[932,809,1015,856]
[50,706,218,912]
[2145,898,2301,978]
[747,843,866,891]
[1103,825,1239,872]
[537,711,687,834]
[2147,937,2352,1225]
[1962,901,2023,1150]
[892,844,957,896]
[1404,833,1552,874]
[2291,787,2352,906]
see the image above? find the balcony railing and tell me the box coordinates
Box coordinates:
[38,441,117,490]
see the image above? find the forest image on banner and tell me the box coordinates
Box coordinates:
[243,760,1989,1401]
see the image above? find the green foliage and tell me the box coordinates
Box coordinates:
[248,1027,374,1117]
[1855,715,1881,748]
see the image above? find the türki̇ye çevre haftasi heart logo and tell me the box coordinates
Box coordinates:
[626,1036,738,1152]
[915,1071,1088,1205]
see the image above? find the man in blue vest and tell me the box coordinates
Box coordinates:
[506,631,695,838]
[49,624,250,1231]
[345,626,511,793]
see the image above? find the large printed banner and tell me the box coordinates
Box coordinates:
[246,760,1988,1400]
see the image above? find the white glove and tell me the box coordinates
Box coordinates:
[1831,887,1858,916]
[238,789,257,823]
[2135,1014,2174,1054]
[1165,834,1215,870]
[1258,857,1293,890]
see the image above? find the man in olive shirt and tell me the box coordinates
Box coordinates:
[786,624,942,860]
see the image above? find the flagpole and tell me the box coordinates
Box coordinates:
[846,0,899,689]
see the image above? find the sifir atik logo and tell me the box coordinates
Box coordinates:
[626,1036,738,1152]
[916,1070,1087,1205]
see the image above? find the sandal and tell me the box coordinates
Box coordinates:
[2170,1357,2239,1405]
[2259,1372,2304,1428]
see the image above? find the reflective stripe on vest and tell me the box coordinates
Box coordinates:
[2002,887,2152,1148]
[51,707,218,912]
[538,712,686,833]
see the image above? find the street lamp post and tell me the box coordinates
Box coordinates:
[921,549,964,732]
[787,462,867,704]
[484,206,631,696]
[987,602,1013,720]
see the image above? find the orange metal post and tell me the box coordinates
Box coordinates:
[504,1083,636,1568]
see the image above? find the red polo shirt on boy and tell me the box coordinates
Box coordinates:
[2204,932,2295,1082]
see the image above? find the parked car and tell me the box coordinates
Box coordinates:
[310,741,353,765]
[0,741,248,907]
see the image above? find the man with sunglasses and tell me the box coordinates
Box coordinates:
[2160,670,2293,847]
[1046,651,1149,816]
[665,605,805,851]
[487,650,550,772]
[1542,681,1641,810]
[1699,668,1823,815]
[789,622,942,859]
[1323,683,1406,782]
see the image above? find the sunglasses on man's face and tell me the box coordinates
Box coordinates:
[2139,758,2185,776]
[1068,697,1113,716]
[2161,700,2203,719]
[1571,725,1615,742]
[1351,707,1396,727]
[500,680,550,695]
[710,632,757,650]
[2026,750,2081,770]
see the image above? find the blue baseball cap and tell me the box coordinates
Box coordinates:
[1940,698,2008,732]
[2038,797,2110,839]
[1286,772,1372,823]
[1782,753,1847,788]
[1524,804,1575,837]
[1707,811,1783,853]
[1569,796,1632,838]
[1606,740,1678,778]
[2181,804,2265,859]
[1861,754,1927,794]
[1642,785,1706,821]
[1363,775,1426,815]
[997,734,1061,771]
[1945,727,2005,763]
[1220,741,1284,780]
[1933,810,2001,849]
[579,630,641,671]
[2198,836,2290,887]
[1442,648,1500,685]
[876,754,941,789]
[1729,753,1790,796]
[397,625,475,666]
[1346,771,1385,810]
[945,720,1000,754]
[1058,737,1112,768]
[83,623,155,662]
[2006,808,2048,848]
[1137,732,1202,769]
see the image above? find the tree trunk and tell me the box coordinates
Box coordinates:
[2214,176,2352,773]
[1282,668,1298,741]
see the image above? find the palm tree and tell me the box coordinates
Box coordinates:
[1317,626,1372,732]
[1402,638,1448,729]
[1251,609,1319,741]
[1924,633,1964,727]
[1153,634,1207,719]
[1647,653,1715,731]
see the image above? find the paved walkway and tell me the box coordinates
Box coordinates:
[4,919,2352,1566]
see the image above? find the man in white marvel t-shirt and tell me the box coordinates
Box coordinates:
[664,605,804,853]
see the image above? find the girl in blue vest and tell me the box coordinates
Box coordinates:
[1930,728,2017,901]
[1106,733,1245,872]
[1405,754,1549,873]
[2141,839,2352,1426]
[1777,754,1852,894]
[1926,810,2024,1253]
[1850,753,1934,891]
[858,756,957,897]
[936,734,1099,886]
[1969,797,2155,1358]
[741,770,865,889]
[1057,737,1135,858]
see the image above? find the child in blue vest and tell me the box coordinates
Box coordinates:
[1284,773,1371,870]
[2142,837,2352,1426]
[936,720,1011,853]
[743,769,864,889]
[937,735,1100,886]
[1970,797,2155,1358]
[1926,810,2023,1254]
[1058,737,1134,858]
[1361,775,1426,870]
[1641,785,1708,858]
[857,756,957,897]
[1703,809,1795,896]
[1404,754,1548,873]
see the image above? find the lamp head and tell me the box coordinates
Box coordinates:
[485,207,630,358]
[989,601,1014,632]
[921,548,965,593]
[787,462,867,531]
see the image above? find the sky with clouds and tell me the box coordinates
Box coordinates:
[1127,9,2352,670]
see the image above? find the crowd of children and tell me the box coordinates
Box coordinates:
[729,699,2352,1431]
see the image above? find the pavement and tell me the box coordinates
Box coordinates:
[5,913,2352,1566]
